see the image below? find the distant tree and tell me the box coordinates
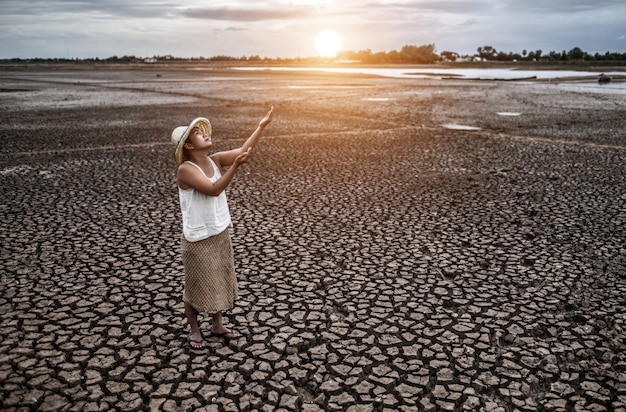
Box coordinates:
[337,50,364,61]
[495,51,510,61]
[387,50,401,62]
[599,51,626,61]
[440,51,459,62]
[528,49,542,61]
[208,55,239,61]
[567,47,585,60]
[357,49,373,62]
[338,44,439,64]
[371,51,389,64]
[477,45,497,60]
[399,44,439,63]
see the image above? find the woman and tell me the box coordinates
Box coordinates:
[171,106,274,348]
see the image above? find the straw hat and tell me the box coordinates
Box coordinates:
[171,117,212,165]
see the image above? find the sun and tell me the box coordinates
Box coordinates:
[315,29,342,58]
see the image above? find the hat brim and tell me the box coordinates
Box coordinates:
[173,117,212,165]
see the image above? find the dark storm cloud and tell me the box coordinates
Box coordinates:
[180,6,314,22]
[499,0,624,13]
[1,0,176,19]
[0,1,314,23]
[363,1,495,14]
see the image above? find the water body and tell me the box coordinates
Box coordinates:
[234,67,626,89]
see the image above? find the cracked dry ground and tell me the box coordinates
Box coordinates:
[1,67,625,411]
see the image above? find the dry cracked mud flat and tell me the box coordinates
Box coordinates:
[1,65,625,411]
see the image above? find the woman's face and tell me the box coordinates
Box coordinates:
[186,127,212,149]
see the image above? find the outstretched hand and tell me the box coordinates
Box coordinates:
[259,105,274,128]
[234,148,252,167]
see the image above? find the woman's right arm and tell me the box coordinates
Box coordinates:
[177,149,251,196]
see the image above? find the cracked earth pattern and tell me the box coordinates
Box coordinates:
[1,66,625,411]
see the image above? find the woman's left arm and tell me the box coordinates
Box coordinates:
[214,106,274,168]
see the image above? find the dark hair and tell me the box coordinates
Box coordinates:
[180,127,201,162]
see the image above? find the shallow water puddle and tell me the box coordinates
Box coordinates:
[443,124,481,131]
[497,112,522,116]
[287,85,355,89]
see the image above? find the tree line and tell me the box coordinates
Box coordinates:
[2,44,624,65]
[473,46,625,63]
[337,44,625,63]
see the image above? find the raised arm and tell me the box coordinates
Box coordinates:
[213,106,274,168]
[177,149,251,196]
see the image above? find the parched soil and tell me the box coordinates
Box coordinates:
[1,66,625,411]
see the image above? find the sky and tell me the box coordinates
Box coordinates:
[1,0,625,59]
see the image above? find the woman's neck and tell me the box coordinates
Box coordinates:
[188,150,210,165]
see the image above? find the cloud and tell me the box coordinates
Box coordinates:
[460,18,480,26]
[400,0,495,14]
[498,0,624,13]
[2,0,176,19]
[181,6,315,22]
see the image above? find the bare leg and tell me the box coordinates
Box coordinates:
[211,311,224,332]
[185,302,205,348]
[211,311,241,339]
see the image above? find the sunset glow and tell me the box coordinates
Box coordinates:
[315,29,342,58]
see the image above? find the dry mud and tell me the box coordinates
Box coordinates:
[1,66,625,411]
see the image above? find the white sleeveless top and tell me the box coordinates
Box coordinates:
[178,158,232,242]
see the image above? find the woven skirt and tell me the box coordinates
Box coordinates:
[181,229,238,314]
